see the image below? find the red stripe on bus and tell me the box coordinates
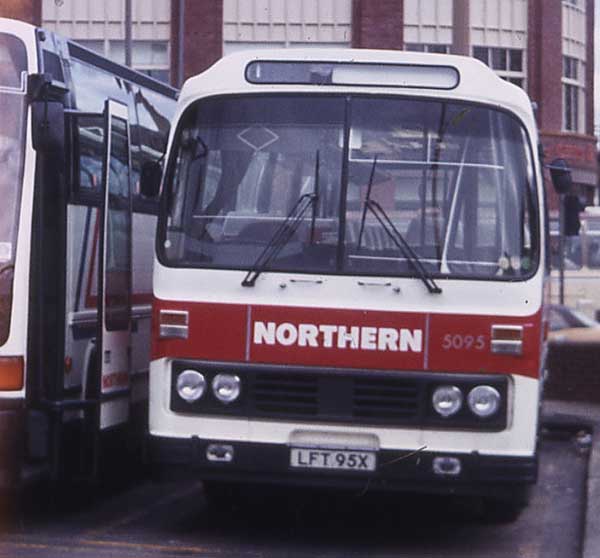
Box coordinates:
[151,299,542,379]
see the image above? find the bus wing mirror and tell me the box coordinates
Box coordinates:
[140,160,162,198]
[31,100,65,155]
[549,158,573,194]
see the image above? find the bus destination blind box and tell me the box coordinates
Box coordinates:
[245,61,459,90]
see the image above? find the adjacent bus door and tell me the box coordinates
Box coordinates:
[98,100,133,430]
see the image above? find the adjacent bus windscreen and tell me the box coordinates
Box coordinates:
[0,33,27,345]
[161,95,539,281]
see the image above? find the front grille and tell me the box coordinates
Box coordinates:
[254,373,318,416]
[250,373,421,424]
[353,377,420,420]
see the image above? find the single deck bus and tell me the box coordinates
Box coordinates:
[0,18,177,494]
[147,49,564,517]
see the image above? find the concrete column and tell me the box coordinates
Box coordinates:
[0,0,41,25]
[351,0,403,50]
[451,0,470,56]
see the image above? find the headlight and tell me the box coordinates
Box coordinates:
[212,373,241,404]
[176,369,206,402]
[468,385,501,418]
[432,385,463,417]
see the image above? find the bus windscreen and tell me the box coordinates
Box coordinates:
[161,95,539,282]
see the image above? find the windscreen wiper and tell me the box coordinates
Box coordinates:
[358,157,442,294]
[242,152,320,287]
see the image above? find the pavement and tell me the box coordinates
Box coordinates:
[542,399,600,558]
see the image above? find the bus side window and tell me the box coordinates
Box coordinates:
[75,115,104,191]
[70,58,130,195]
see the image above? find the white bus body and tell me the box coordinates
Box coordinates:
[148,49,547,511]
[0,18,176,490]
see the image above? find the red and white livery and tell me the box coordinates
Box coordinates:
[0,18,176,492]
[148,48,548,514]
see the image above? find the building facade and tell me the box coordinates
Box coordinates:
[1,0,596,204]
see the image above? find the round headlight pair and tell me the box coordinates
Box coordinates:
[176,370,206,402]
[176,370,241,404]
[212,373,241,403]
[468,385,501,418]
[432,385,500,418]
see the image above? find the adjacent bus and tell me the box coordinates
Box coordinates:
[148,49,551,517]
[0,18,176,492]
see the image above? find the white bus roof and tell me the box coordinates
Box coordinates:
[180,48,535,125]
[0,17,36,36]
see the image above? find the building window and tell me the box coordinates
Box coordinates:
[472,46,525,88]
[405,43,450,54]
[564,55,578,80]
[563,55,583,132]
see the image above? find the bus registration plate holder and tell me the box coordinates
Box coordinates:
[290,448,376,472]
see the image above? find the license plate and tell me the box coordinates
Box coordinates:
[290,448,376,472]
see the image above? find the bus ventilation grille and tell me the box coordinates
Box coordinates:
[250,372,420,424]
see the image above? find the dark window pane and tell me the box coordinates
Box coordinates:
[505,77,523,88]
[405,43,425,52]
[343,98,538,278]
[473,46,488,65]
[564,84,571,130]
[428,44,449,54]
[573,86,579,130]
[563,56,578,79]
[76,115,104,190]
[0,34,28,347]
[491,48,507,70]
[43,51,64,82]
[163,96,345,272]
[564,83,577,131]
[0,33,27,88]
[105,116,132,331]
[509,49,523,72]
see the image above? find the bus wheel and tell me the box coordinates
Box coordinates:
[483,486,530,523]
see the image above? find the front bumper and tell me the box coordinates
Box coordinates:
[149,435,537,497]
